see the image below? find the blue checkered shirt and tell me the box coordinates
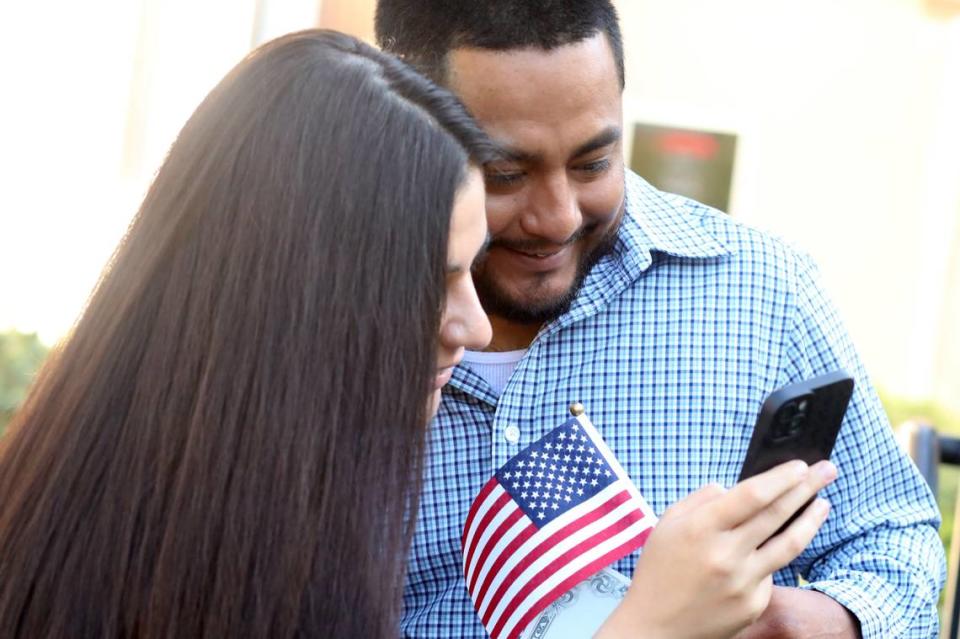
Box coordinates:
[401,171,945,638]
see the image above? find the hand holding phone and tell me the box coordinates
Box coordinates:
[738,370,854,532]
[597,461,837,639]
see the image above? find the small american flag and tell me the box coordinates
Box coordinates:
[461,413,657,639]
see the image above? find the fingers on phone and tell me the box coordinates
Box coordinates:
[667,482,727,518]
[755,498,831,574]
[738,460,837,546]
[711,460,810,529]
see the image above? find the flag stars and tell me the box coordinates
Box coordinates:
[489,422,623,527]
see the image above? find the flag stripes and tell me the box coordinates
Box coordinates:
[460,414,658,639]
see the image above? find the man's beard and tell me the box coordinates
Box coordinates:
[471,223,620,325]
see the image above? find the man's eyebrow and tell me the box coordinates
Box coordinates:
[571,126,621,159]
[488,127,621,165]
[492,144,539,165]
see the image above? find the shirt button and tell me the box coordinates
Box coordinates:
[503,425,521,444]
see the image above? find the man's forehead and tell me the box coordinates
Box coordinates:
[445,34,622,160]
[445,32,619,99]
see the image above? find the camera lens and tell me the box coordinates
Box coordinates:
[771,400,807,440]
[777,406,796,425]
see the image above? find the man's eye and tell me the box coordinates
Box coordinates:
[579,158,611,175]
[485,170,524,187]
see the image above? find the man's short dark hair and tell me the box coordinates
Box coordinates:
[375,0,625,89]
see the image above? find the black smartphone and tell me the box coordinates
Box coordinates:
[738,370,855,532]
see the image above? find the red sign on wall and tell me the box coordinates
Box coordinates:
[630,123,737,214]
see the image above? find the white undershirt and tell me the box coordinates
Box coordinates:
[461,349,528,397]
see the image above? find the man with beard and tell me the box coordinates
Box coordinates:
[375,2,945,637]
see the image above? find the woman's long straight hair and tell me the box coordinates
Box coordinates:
[0,30,495,638]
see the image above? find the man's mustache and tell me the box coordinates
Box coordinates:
[486,224,596,254]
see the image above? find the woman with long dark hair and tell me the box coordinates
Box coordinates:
[0,30,494,637]
[0,29,837,639]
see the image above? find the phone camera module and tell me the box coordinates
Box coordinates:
[771,399,808,441]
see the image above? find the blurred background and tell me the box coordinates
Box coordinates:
[0,0,958,548]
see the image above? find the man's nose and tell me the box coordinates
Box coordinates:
[519,172,581,244]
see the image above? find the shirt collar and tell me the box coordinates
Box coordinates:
[614,170,733,280]
[533,170,734,339]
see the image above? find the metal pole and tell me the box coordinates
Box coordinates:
[896,421,941,494]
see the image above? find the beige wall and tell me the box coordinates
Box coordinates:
[614,0,960,409]
[319,0,376,42]
[0,0,316,342]
[935,224,960,410]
